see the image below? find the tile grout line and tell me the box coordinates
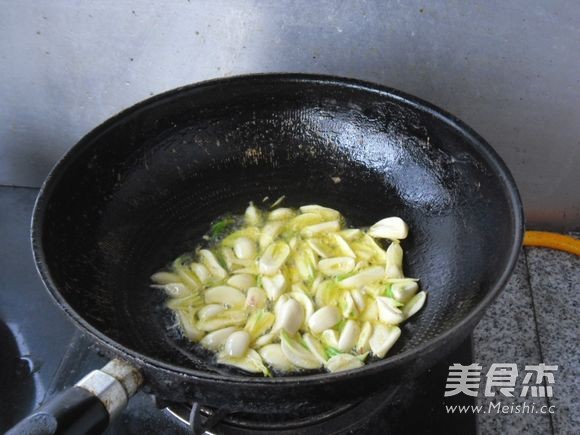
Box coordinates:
[522,248,555,435]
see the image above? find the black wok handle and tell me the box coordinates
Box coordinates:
[7,359,143,435]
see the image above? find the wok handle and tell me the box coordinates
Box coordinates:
[7,359,143,435]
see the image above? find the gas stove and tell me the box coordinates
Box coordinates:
[0,188,476,435]
[1,324,475,435]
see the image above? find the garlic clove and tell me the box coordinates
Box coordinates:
[233,237,257,260]
[308,306,341,334]
[262,271,287,301]
[403,291,427,319]
[227,273,256,291]
[369,324,401,358]
[225,330,251,357]
[376,296,405,325]
[369,217,409,240]
[391,281,419,304]
[258,241,290,275]
[337,320,361,352]
[301,220,341,238]
[325,354,364,373]
[200,326,238,350]
[338,266,384,288]
[259,343,296,371]
[318,257,356,276]
[204,286,246,307]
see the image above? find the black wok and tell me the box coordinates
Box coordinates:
[12,74,523,433]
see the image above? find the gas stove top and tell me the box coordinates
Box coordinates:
[1,323,475,435]
[0,188,476,434]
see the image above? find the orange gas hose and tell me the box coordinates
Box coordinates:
[523,231,580,256]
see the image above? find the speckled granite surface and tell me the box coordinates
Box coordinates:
[473,253,551,434]
[526,248,580,435]
[474,247,579,435]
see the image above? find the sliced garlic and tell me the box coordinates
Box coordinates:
[369,324,401,358]
[259,221,284,250]
[318,257,356,276]
[299,205,341,220]
[359,234,387,263]
[233,237,257,260]
[333,234,357,258]
[196,310,247,331]
[220,247,236,271]
[245,287,267,309]
[275,298,304,335]
[338,320,361,352]
[339,290,358,318]
[351,289,366,311]
[303,333,328,363]
[308,306,341,334]
[197,304,226,320]
[268,208,296,221]
[391,281,419,304]
[262,271,287,301]
[314,280,341,307]
[350,241,374,262]
[307,238,332,258]
[376,296,405,325]
[254,333,277,348]
[172,261,201,290]
[151,283,190,298]
[338,266,384,288]
[360,299,379,322]
[288,236,299,251]
[227,273,256,291]
[355,321,373,354]
[225,330,251,357]
[217,349,269,375]
[157,204,425,376]
[199,249,227,280]
[273,294,290,317]
[301,220,340,237]
[289,289,315,327]
[310,275,324,294]
[280,331,322,369]
[325,354,364,373]
[244,203,262,226]
[403,291,427,319]
[176,311,204,341]
[200,326,238,350]
[369,217,409,240]
[288,213,324,231]
[245,310,275,339]
[222,227,261,246]
[231,264,259,275]
[204,286,246,307]
[259,343,296,371]
[339,228,361,240]
[151,271,182,285]
[320,329,339,349]
[259,241,290,275]
[293,242,317,281]
[385,242,404,279]
[190,263,210,284]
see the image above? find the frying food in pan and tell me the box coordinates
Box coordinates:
[152,201,426,375]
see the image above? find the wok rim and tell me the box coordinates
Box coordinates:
[31,73,524,386]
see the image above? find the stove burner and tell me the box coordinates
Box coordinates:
[164,385,401,435]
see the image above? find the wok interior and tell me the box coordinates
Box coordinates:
[40,78,517,376]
